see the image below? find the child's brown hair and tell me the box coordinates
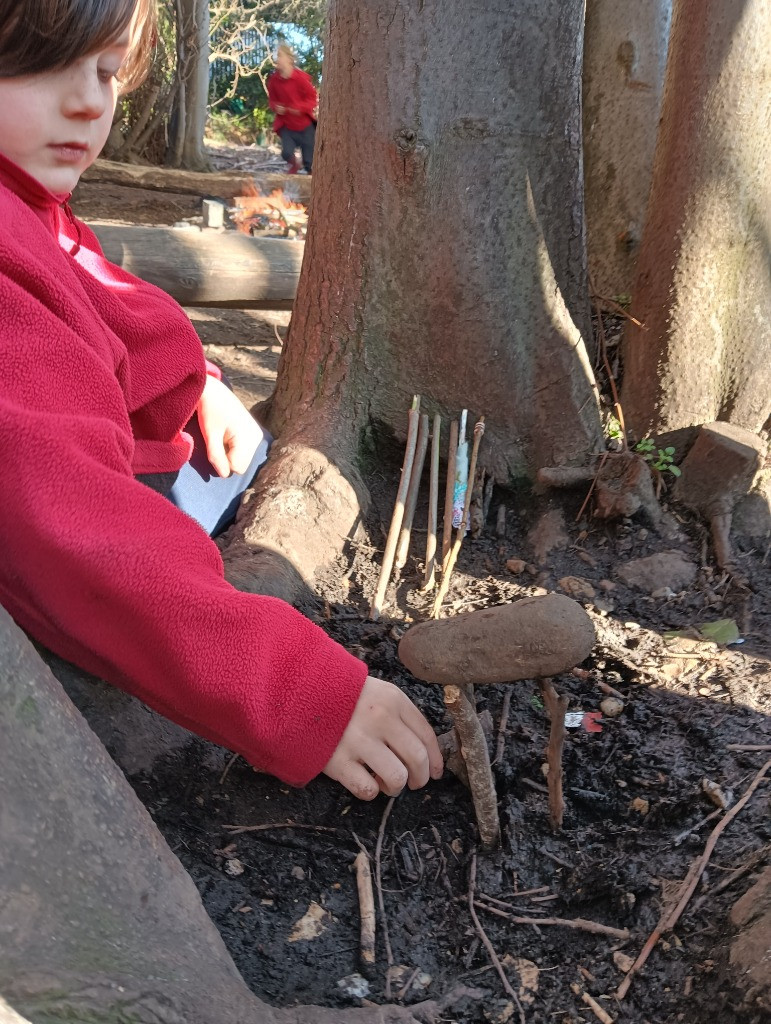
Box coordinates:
[0,0,156,92]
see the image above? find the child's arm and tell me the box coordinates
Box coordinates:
[0,277,440,792]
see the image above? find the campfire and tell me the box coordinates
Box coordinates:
[230,189,308,239]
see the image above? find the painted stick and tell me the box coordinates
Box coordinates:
[432,416,485,618]
[394,413,430,571]
[451,409,469,530]
[423,414,441,590]
[369,396,421,620]
[441,419,459,569]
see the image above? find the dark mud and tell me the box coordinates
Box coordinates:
[126,461,771,1024]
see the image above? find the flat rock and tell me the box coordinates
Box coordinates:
[673,421,765,516]
[528,508,569,563]
[616,550,697,594]
[399,593,595,685]
[729,865,771,1012]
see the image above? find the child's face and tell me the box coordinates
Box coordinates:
[0,31,131,195]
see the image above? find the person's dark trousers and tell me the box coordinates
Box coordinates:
[279,124,315,172]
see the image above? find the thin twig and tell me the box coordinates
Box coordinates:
[433,417,485,617]
[219,751,239,786]
[468,852,526,1024]
[395,413,430,570]
[727,743,771,752]
[442,420,459,569]
[591,291,647,329]
[473,902,630,939]
[571,983,614,1024]
[589,272,626,443]
[690,844,770,913]
[370,396,421,619]
[492,689,513,766]
[353,848,377,969]
[445,684,500,848]
[540,679,569,830]
[616,758,771,1000]
[375,797,396,999]
[223,822,340,835]
[423,414,442,590]
[672,807,722,847]
[575,451,609,524]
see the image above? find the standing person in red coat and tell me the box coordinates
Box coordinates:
[267,42,318,175]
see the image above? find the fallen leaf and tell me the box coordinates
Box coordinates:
[288,901,328,942]
[697,618,740,645]
[630,797,650,815]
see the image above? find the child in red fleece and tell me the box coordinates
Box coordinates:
[0,0,442,798]
[267,42,318,174]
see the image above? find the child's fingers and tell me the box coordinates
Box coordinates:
[363,744,409,796]
[381,721,432,790]
[326,759,379,801]
[225,434,257,475]
[399,699,444,780]
[206,432,232,478]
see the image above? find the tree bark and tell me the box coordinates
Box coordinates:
[583,0,672,297]
[168,0,211,171]
[621,0,771,444]
[221,0,603,600]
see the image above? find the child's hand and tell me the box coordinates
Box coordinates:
[274,104,286,114]
[196,376,264,477]
[323,676,444,800]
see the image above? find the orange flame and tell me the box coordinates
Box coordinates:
[231,189,308,236]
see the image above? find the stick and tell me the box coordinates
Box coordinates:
[433,417,485,617]
[370,396,421,619]
[223,822,340,836]
[672,807,722,847]
[690,844,770,913]
[219,751,239,786]
[727,744,771,752]
[353,850,376,969]
[492,689,512,766]
[375,797,396,998]
[445,685,500,848]
[473,903,630,939]
[394,413,430,571]
[571,984,614,1024]
[442,420,459,568]
[468,853,526,1024]
[616,758,771,1000]
[496,504,507,537]
[540,679,569,830]
[423,414,441,590]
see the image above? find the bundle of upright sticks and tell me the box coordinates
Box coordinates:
[369,397,485,621]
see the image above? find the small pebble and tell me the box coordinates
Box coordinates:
[598,579,617,592]
[600,696,624,718]
[506,558,526,574]
[651,586,675,599]
[613,951,635,973]
[291,865,306,881]
[224,858,245,877]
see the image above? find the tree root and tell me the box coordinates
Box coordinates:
[220,439,368,605]
[540,679,569,830]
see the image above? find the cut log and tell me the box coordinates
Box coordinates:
[82,158,313,203]
[89,222,302,308]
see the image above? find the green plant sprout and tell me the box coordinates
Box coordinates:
[607,415,624,443]
[635,438,682,477]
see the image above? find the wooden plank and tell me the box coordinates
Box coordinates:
[82,158,312,204]
[89,222,302,308]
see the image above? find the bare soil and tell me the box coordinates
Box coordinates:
[127,381,771,1024]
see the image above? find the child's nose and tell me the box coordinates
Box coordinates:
[61,67,108,121]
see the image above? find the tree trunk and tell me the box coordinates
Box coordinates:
[621,0,771,444]
[168,0,211,171]
[583,0,672,297]
[221,0,603,600]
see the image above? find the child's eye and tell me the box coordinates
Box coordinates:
[98,67,120,83]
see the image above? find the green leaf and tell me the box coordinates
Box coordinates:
[664,447,676,455]
[668,465,682,477]
[698,618,741,645]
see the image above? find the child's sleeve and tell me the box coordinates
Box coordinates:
[298,73,318,116]
[0,276,367,786]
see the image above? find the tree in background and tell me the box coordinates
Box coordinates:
[222,0,604,600]
[107,0,325,167]
[621,0,771,442]
[582,0,672,298]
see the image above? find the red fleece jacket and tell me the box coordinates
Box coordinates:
[0,153,367,786]
[267,68,317,132]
